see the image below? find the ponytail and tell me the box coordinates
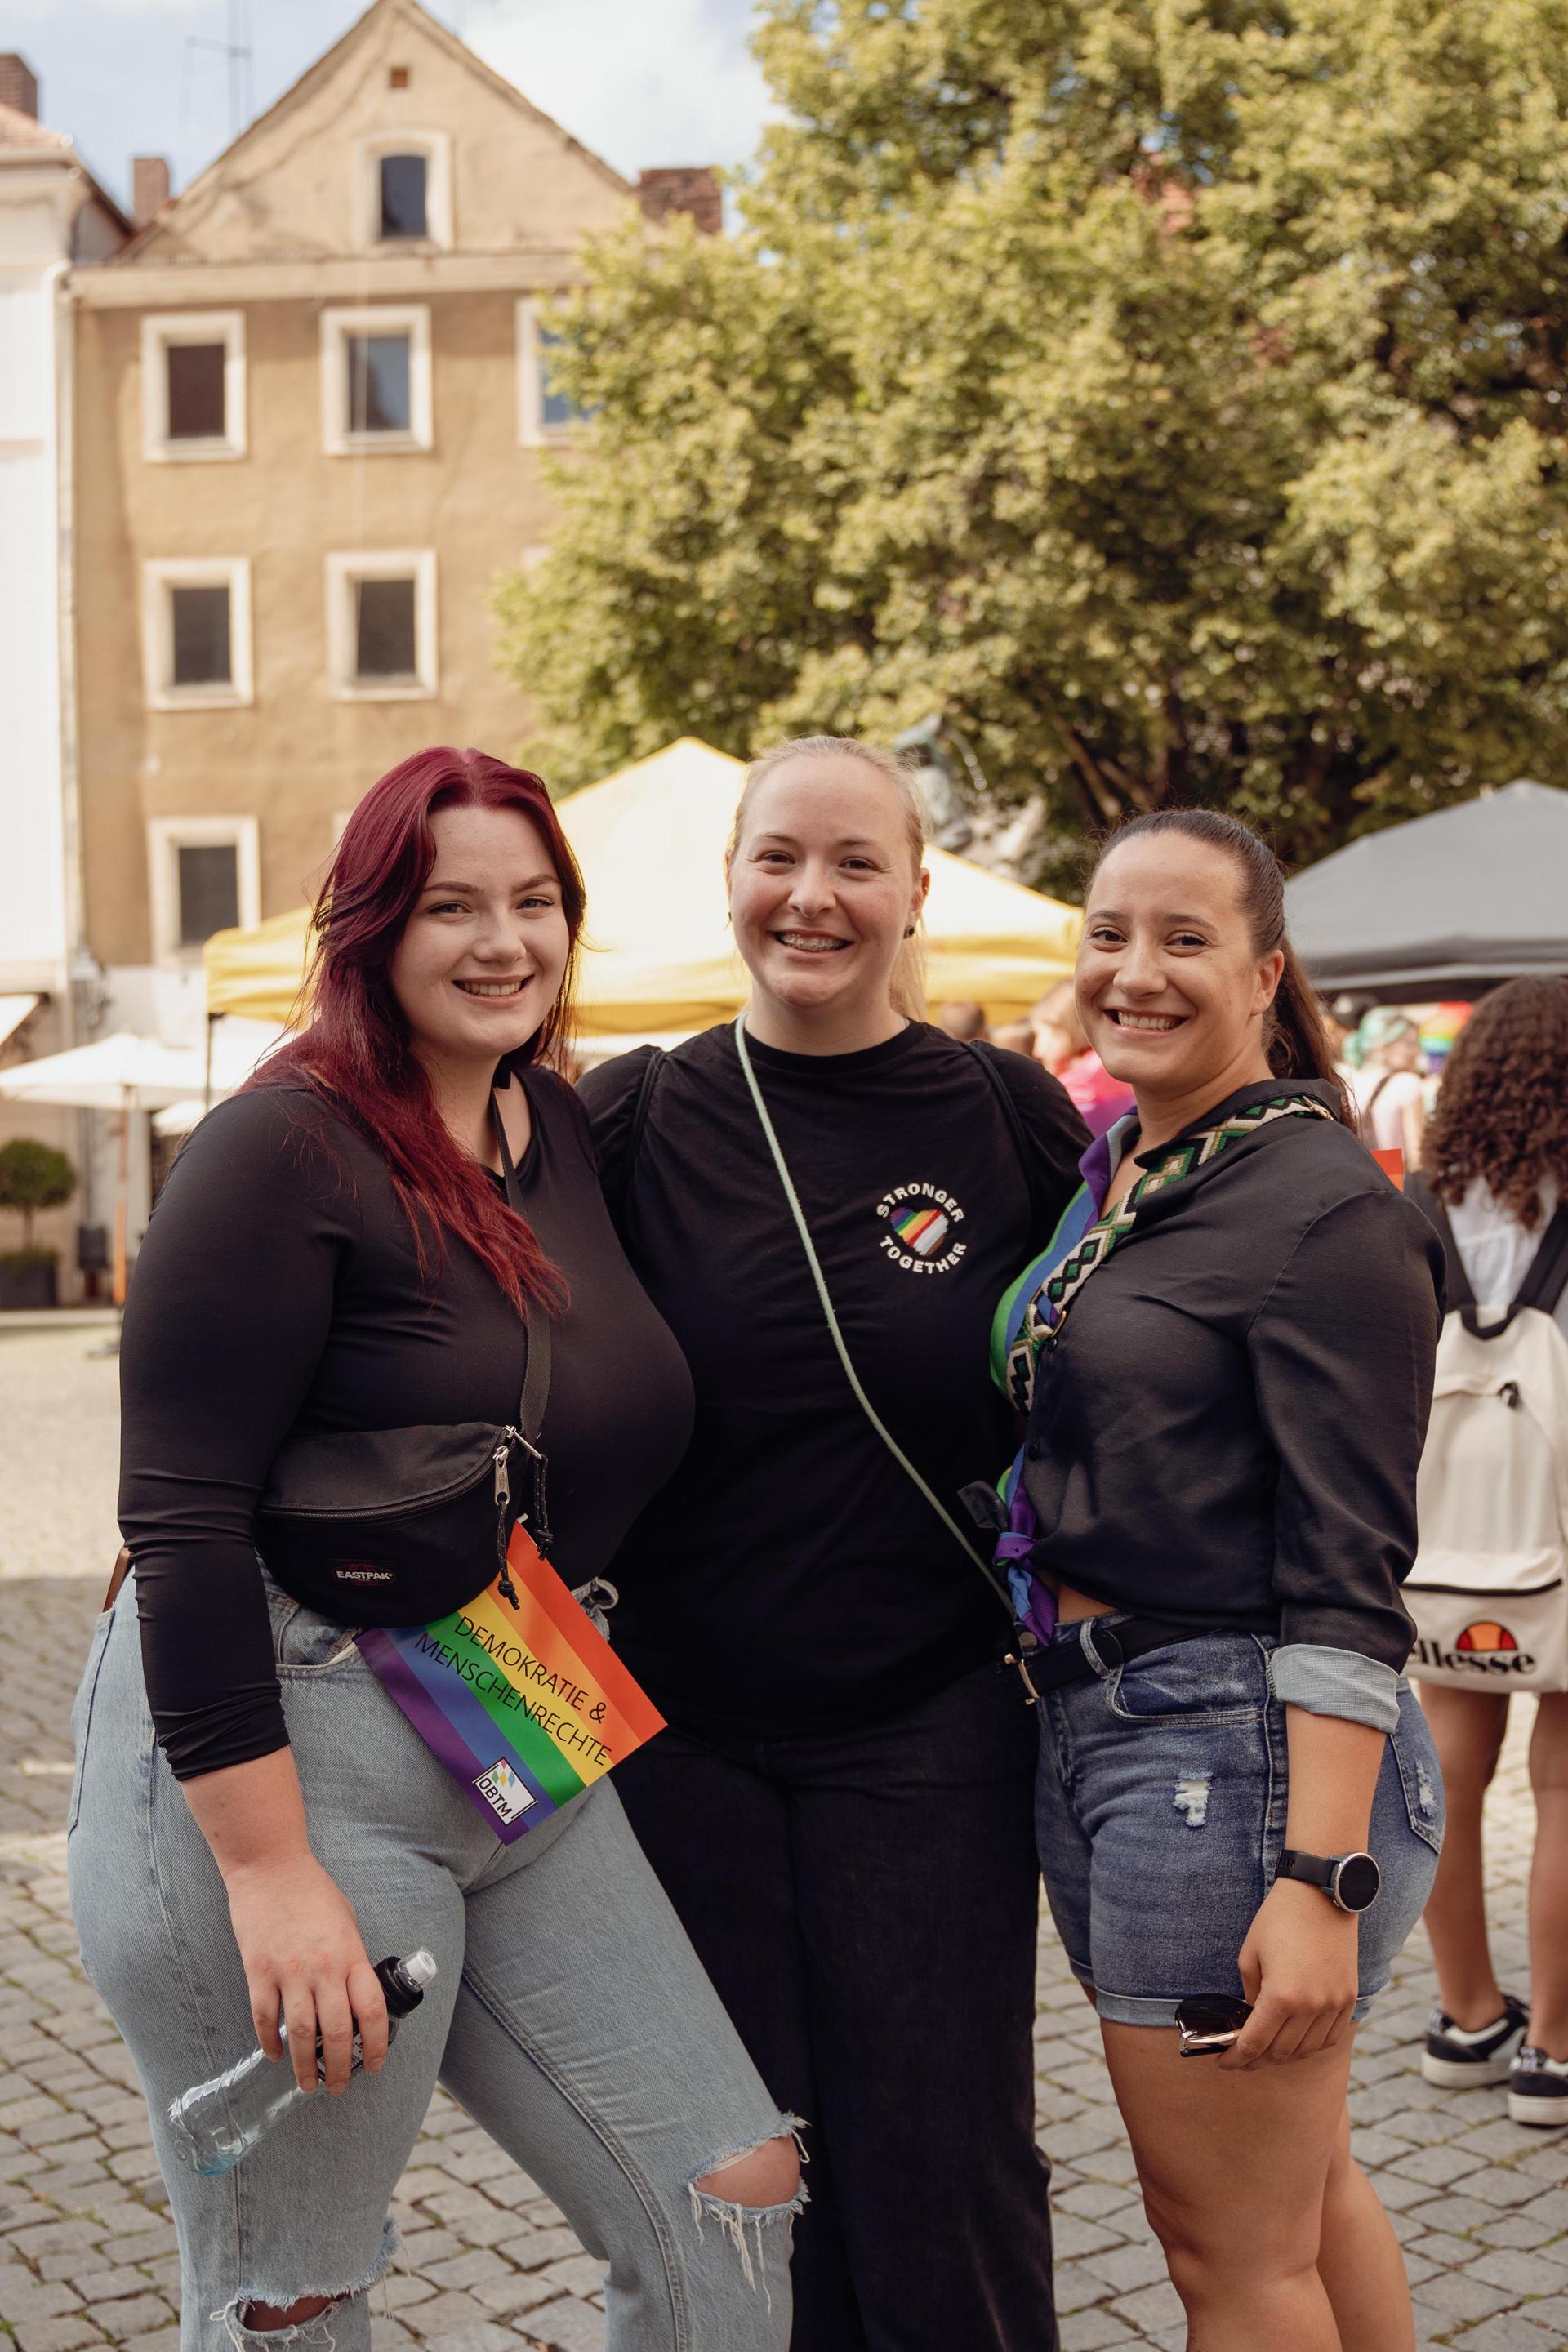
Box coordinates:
[1087,809,1353,1127]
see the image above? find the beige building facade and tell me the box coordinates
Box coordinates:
[69,0,714,1031]
[0,59,128,1300]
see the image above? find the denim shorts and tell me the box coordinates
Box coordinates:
[1033,1618,1445,2029]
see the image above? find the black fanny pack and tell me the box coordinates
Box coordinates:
[255,1091,550,1624]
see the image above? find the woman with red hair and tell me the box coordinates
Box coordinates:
[68,750,800,2350]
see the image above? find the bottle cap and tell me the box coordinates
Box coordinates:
[374,1949,438,2017]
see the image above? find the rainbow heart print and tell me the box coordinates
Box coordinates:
[356,1525,664,1841]
[890,1200,951,1258]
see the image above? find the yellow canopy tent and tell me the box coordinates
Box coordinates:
[204,737,1081,1031]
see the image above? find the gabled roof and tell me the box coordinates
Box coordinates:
[0,100,71,152]
[0,101,133,236]
[118,0,632,265]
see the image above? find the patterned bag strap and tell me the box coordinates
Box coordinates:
[1004,1094,1336,1411]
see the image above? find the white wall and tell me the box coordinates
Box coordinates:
[0,177,71,999]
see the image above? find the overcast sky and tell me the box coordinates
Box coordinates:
[6,0,773,212]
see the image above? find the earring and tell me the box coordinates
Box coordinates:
[903,926,916,938]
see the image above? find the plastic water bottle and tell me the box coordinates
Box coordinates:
[166,1949,438,2176]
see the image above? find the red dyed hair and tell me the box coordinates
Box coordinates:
[249,747,584,1311]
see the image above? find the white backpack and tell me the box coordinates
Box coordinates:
[1405,1173,1568,1693]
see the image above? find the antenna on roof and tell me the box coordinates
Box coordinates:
[181,0,255,142]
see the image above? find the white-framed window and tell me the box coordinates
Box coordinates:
[325,550,437,700]
[319,305,432,455]
[516,297,587,447]
[351,130,452,249]
[140,557,254,709]
[140,311,247,461]
[146,816,261,962]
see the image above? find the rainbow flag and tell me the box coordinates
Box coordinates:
[357,1526,664,1842]
[891,1203,951,1257]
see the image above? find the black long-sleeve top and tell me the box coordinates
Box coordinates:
[1019,1079,1446,1726]
[118,1071,694,1780]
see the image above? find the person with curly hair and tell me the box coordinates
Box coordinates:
[1414,976,1568,2124]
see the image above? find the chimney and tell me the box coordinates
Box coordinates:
[132,156,172,226]
[0,54,39,118]
[637,167,722,237]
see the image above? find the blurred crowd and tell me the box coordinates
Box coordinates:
[939,991,1478,1165]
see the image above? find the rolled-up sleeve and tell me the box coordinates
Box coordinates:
[1248,1187,1444,1729]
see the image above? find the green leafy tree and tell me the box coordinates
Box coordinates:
[0,1138,77,1256]
[494,0,1568,887]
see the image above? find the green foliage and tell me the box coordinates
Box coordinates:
[493,0,1568,888]
[0,1138,78,1251]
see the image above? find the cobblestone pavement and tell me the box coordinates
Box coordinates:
[2,1328,1565,2352]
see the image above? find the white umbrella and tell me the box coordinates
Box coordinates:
[0,1026,287,1299]
[0,1031,209,1112]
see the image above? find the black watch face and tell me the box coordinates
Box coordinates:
[1334,1853,1380,1912]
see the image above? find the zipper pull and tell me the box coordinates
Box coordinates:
[1502,1381,1521,1410]
[493,1435,514,1506]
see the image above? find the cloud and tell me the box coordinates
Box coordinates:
[462,0,774,176]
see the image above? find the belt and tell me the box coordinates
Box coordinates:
[1028,1614,1216,1696]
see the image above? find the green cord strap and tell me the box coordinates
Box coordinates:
[733,1013,1011,1615]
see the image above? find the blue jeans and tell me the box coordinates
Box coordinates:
[1033,1619,1444,2027]
[68,1574,801,2351]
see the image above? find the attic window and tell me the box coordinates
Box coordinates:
[379,152,428,239]
[388,65,410,89]
[354,130,450,249]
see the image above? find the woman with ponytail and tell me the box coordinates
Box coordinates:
[579,737,1087,2352]
[69,748,801,2350]
[993,809,1446,2350]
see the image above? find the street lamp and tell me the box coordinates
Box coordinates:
[893,714,990,853]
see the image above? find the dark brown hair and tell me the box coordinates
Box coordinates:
[1087,808,1354,1125]
[1423,978,1568,1227]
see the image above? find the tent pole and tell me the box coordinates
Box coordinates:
[112,1082,129,1309]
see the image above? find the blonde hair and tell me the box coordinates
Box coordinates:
[727,735,929,1021]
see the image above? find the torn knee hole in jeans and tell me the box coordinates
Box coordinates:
[223,2296,345,2350]
[1174,1769,1211,1827]
[217,2222,397,2348]
[688,2114,809,2305]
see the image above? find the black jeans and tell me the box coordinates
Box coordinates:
[614,1659,1056,2352]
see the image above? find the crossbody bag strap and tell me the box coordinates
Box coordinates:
[491,1085,553,1553]
[732,1014,1014,1620]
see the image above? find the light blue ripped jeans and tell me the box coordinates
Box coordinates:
[67,1573,801,2352]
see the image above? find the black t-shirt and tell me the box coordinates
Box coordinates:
[579,1022,1088,1736]
[119,1069,694,1780]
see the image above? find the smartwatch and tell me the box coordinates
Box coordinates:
[1276,1849,1381,1913]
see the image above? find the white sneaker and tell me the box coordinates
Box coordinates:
[1508,2045,1568,2129]
[1421,1996,1529,2088]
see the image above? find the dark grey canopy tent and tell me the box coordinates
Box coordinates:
[1284,781,1568,999]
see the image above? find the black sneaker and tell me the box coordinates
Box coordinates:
[1421,1994,1529,2087]
[1508,2045,1568,2128]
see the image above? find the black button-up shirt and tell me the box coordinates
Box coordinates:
[1020,1080,1446,1701]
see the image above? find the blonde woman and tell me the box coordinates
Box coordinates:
[578,739,1088,2351]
